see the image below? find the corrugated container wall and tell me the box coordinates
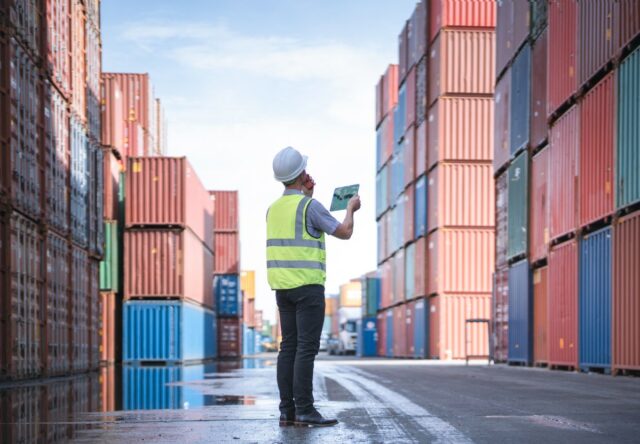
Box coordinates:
[70,246,90,371]
[578,0,616,86]
[429,0,496,43]
[413,236,427,298]
[547,0,577,118]
[70,115,89,247]
[533,266,548,365]
[414,175,427,238]
[210,190,240,232]
[493,68,511,173]
[404,242,416,300]
[399,22,409,83]
[508,260,532,365]
[100,221,119,291]
[495,0,514,78]
[100,292,117,363]
[215,274,241,316]
[213,232,240,274]
[618,0,640,52]
[70,0,86,121]
[579,227,612,370]
[101,75,124,153]
[510,44,531,155]
[403,127,415,189]
[46,0,71,98]
[530,28,548,149]
[376,312,386,357]
[548,240,579,368]
[103,148,121,220]
[507,151,528,260]
[495,171,508,269]
[612,211,640,373]
[530,0,548,40]
[218,318,242,358]
[530,146,550,263]
[413,298,428,358]
[85,22,102,140]
[492,267,509,363]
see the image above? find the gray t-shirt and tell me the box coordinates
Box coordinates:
[282,189,340,237]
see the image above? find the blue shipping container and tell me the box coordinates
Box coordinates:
[214,274,242,316]
[376,124,383,170]
[70,114,89,247]
[414,175,427,238]
[390,151,404,202]
[243,325,256,356]
[123,301,217,362]
[510,44,531,155]
[508,260,532,364]
[356,317,378,357]
[414,298,429,358]
[579,227,612,370]
[386,310,394,357]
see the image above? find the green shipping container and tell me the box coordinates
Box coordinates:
[617,46,640,210]
[507,151,529,260]
[100,221,119,291]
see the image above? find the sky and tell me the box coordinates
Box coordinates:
[102,0,417,322]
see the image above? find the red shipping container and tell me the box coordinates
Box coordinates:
[429,293,491,360]
[383,65,399,118]
[493,68,511,174]
[495,171,509,269]
[210,190,240,232]
[126,157,214,250]
[102,73,154,134]
[380,261,392,309]
[613,210,640,373]
[492,267,509,363]
[394,249,405,303]
[218,318,242,358]
[124,229,215,308]
[103,148,121,220]
[428,29,496,106]
[405,67,416,130]
[427,228,495,295]
[214,232,240,274]
[429,0,496,43]
[530,28,548,149]
[71,246,90,372]
[70,0,86,121]
[393,304,408,357]
[427,163,495,230]
[44,230,70,375]
[618,0,640,52]
[124,121,145,157]
[406,301,416,357]
[399,22,409,83]
[579,0,616,86]
[404,184,415,246]
[548,239,579,367]
[414,236,427,297]
[530,146,550,263]
[533,266,549,365]
[100,292,117,364]
[46,0,71,98]
[415,120,427,177]
[427,97,494,170]
[579,72,615,227]
[376,311,387,357]
[547,0,578,117]
[403,126,415,188]
[101,74,125,153]
[549,106,579,241]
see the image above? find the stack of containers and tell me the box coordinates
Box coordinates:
[210,190,243,358]
[123,157,216,364]
[241,270,256,356]
[495,0,640,374]
[357,271,380,357]
[0,0,103,381]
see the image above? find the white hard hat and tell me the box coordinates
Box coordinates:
[272,146,308,183]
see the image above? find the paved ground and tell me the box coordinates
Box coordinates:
[2,354,640,443]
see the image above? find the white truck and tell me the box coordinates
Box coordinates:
[337,307,360,355]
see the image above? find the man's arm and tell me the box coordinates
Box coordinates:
[332,195,361,240]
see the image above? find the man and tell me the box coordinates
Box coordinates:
[266,146,361,427]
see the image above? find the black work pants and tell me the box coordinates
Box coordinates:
[276,284,325,415]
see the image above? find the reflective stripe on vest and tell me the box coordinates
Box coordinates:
[266,195,326,289]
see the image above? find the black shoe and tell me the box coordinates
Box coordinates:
[294,410,339,427]
[279,411,296,426]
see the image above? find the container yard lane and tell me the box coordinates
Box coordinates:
[1,355,633,443]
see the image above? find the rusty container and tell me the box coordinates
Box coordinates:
[218,318,242,358]
[126,157,214,250]
[427,228,495,295]
[102,73,154,137]
[578,0,616,86]
[428,29,495,107]
[45,0,71,98]
[427,163,495,231]
[612,210,640,373]
[124,229,215,309]
[530,28,548,150]
[492,267,509,363]
[493,67,511,174]
[101,73,125,153]
[427,97,494,170]
[533,265,549,365]
[213,231,240,274]
[549,105,579,241]
[579,72,615,227]
[100,292,118,364]
[70,0,86,121]
[548,239,579,368]
[495,170,509,269]
[530,146,550,263]
[210,190,240,232]
[547,0,578,118]
[429,0,496,44]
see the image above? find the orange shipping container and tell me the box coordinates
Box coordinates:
[429,293,491,360]
[213,232,240,274]
[533,266,549,365]
[428,29,496,106]
[124,229,214,309]
[340,281,362,308]
[427,163,495,230]
[241,270,256,300]
[100,292,117,364]
[429,0,496,44]
[427,228,495,295]
[427,97,494,170]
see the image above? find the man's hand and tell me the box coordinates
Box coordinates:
[347,195,361,212]
[302,174,315,197]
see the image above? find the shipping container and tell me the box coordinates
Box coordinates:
[390,152,404,203]
[361,276,380,317]
[507,151,529,260]
[124,229,214,308]
[612,210,640,373]
[393,304,408,357]
[103,148,121,221]
[495,171,509,269]
[385,309,394,357]
[427,228,495,295]
[393,249,405,303]
[383,65,399,120]
[616,46,640,210]
[99,222,118,291]
[215,274,241,316]
[547,0,578,117]
[396,85,406,146]
[428,293,491,361]
[510,44,531,155]
[415,118,427,178]
[530,0,548,40]
[414,175,427,238]
[508,260,532,364]
[123,300,217,362]
[340,280,362,308]
[70,114,89,247]
[530,28,548,149]
[46,0,70,97]
[413,297,428,358]
[100,292,117,364]
[427,97,494,170]
[404,242,415,300]
[88,258,101,368]
[86,22,101,140]
[70,246,90,372]
[403,125,415,188]
[580,72,615,226]
[126,157,214,248]
[380,260,392,309]
[88,141,104,257]
[549,106,579,240]
[406,302,415,357]
[0,384,46,443]
[377,216,387,264]
[416,57,427,127]
[213,231,240,274]
[493,67,511,173]
[492,267,509,363]
[2,0,41,56]
[375,165,389,219]
[393,195,405,253]
[618,0,640,52]
[429,0,495,44]
[414,236,427,298]
[428,163,495,231]
[243,325,256,356]
[44,230,70,375]
[530,146,550,263]
[579,227,612,370]
[495,0,513,78]
[102,73,155,139]
[403,185,414,245]
[578,0,616,86]
[101,74,125,153]
[533,266,548,365]
[70,0,86,120]
[218,317,242,358]
[399,22,409,83]
[376,312,386,357]
[548,239,579,368]
[209,190,240,232]
[429,29,495,106]
[356,317,377,358]
[240,270,256,300]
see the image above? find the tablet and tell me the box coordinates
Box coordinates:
[330,184,360,211]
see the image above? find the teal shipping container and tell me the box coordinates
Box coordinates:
[243,325,256,356]
[617,46,640,210]
[99,221,119,291]
[508,151,529,260]
[361,276,381,317]
[376,165,389,219]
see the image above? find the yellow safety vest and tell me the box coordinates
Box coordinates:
[266,194,326,289]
